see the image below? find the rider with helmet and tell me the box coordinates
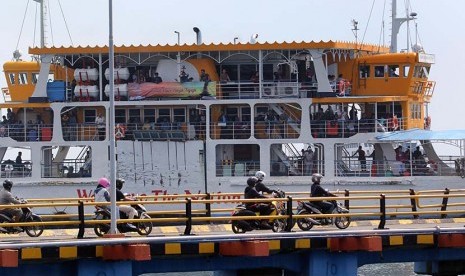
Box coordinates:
[94,177,111,206]
[244,176,273,229]
[254,170,275,195]
[0,179,24,231]
[310,173,336,213]
[115,178,137,228]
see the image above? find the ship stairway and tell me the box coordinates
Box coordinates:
[421,140,456,175]
[335,146,353,177]
[270,144,301,176]
[269,103,301,133]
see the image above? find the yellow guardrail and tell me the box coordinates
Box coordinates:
[0,188,463,236]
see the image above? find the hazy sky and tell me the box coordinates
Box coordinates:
[1,0,464,131]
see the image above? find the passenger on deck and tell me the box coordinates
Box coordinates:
[153,72,163,84]
[7,108,15,124]
[352,146,367,171]
[220,69,231,83]
[95,113,105,141]
[15,152,23,171]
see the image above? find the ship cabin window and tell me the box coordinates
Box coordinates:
[388,65,399,78]
[215,144,260,177]
[173,108,186,123]
[374,66,385,78]
[19,73,28,84]
[129,109,141,124]
[241,106,251,121]
[158,108,171,123]
[410,103,421,119]
[255,106,269,121]
[403,65,410,78]
[143,108,156,123]
[8,73,15,85]
[413,65,430,79]
[32,73,39,84]
[115,109,126,123]
[225,107,238,121]
[83,109,97,123]
[359,65,370,78]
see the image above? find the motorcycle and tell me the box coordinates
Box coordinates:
[296,200,350,230]
[231,190,287,234]
[0,199,44,237]
[93,201,152,236]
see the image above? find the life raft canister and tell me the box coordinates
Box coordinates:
[115,124,126,140]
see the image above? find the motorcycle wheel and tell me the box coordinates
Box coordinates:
[93,212,110,237]
[136,213,153,236]
[231,221,246,234]
[334,209,351,229]
[272,218,287,232]
[297,211,315,231]
[24,214,44,237]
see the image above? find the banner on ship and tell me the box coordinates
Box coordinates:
[128,81,216,99]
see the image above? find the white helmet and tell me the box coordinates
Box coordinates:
[311,173,323,183]
[255,170,266,181]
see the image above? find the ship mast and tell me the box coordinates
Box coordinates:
[33,0,47,47]
[390,0,416,53]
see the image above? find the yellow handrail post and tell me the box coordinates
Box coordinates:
[184,198,192,235]
[77,200,85,239]
[409,189,419,219]
[440,188,450,219]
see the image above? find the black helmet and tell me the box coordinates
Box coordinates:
[247,177,258,187]
[116,178,125,190]
[3,179,13,190]
[311,173,323,184]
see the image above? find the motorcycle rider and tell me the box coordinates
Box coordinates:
[254,170,275,195]
[115,178,137,229]
[244,176,273,229]
[0,179,24,231]
[310,173,336,213]
[94,177,137,231]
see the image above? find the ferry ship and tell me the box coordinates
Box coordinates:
[1,0,464,200]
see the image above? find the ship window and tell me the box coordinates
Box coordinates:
[359,65,370,78]
[374,66,385,78]
[143,108,156,123]
[413,65,430,79]
[32,73,39,84]
[115,109,126,124]
[83,109,97,123]
[19,73,28,84]
[403,65,410,77]
[128,109,141,123]
[173,108,185,123]
[241,106,251,121]
[388,65,399,78]
[410,103,421,119]
[158,108,171,122]
[226,107,238,121]
[9,73,15,85]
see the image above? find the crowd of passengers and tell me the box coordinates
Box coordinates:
[310,104,401,138]
[0,108,50,141]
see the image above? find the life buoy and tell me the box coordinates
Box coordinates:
[424,116,431,130]
[115,124,126,140]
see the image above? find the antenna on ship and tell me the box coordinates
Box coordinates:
[351,19,359,45]
[390,0,416,53]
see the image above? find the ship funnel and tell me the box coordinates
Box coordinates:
[193,27,202,45]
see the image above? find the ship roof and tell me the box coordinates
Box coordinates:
[29,40,389,55]
[374,129,465,142]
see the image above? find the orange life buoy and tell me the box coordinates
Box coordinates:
[115,124,126,140]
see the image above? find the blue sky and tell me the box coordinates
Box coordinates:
[1,0,464,131]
